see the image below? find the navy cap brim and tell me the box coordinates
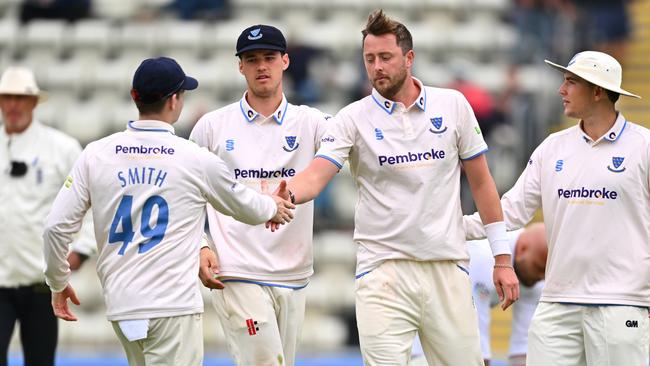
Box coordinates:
[181,76,198,91]
[236,44,286,56]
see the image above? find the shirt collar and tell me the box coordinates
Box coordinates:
[239,91,288,125]
[370,77,427,115]
[127,120,175,135]
[578,112,627,143]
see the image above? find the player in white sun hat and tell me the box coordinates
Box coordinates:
[464,50,648,366]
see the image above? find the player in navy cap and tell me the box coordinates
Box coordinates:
[43,56,295,366]
[193,24,330,366]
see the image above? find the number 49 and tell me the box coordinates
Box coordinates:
[108,195,169,255]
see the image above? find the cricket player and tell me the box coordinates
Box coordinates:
[191,24,329,366]
[272,10,519,365]
[412,223,547,366]
[464,51,649,365]
[42,57,295,366]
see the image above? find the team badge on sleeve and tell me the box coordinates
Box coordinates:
[64,175,73,188]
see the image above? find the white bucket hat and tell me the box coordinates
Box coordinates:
[545,51,641,99]
[0,66,48,102]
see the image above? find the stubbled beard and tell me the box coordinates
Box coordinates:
[373,68,407,100]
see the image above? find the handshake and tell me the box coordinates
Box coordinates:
[264,180,296,231]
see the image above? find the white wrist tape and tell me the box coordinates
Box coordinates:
[485,221,510,256]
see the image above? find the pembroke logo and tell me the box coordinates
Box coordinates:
[607,156,625,173]
[248,28,262,40]
[283,136,299,152]
[429,117,447,134]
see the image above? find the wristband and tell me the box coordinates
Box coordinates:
[485,221,510,256]
[494,264,514,270]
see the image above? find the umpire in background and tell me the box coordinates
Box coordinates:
[0,66,94,366]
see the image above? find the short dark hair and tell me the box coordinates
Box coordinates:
[606,89,620,104]
[134,96,168,115]
[362,9,413,55]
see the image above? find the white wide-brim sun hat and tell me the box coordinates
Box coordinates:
[545,51,641,99]
[0,66,48,103]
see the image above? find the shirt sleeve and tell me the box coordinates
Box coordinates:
[312,108,332,152]
[43,148,92,292]
[463,142,545,240]
[62,139,97,257]
[197,148,276,225]
[189,114,214,149]
[314,111,355,169]
[499,142,544,230]
[455,91,488,160]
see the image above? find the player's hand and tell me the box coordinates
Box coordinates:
[52,284,81,321]
[262,180,295,231]
[199,247,224,290]
[270,194,295,225]
[493,254,519,310]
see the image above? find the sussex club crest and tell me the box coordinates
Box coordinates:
[283,136,299,152]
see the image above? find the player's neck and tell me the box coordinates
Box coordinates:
[246,88,283,118]
[390,76,420,107]
[138,112,174,125]
[580,105,617,141]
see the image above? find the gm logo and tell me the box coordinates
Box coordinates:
[248,28,262,40]
[555,159,563,172]
[375,128,384,140]
[283,136,299,152]
[226,139,234,151]
[607,156,625,173]
[626,320,638,328]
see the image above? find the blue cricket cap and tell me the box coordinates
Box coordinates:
[131,57,198,104]
[236,24,287,57]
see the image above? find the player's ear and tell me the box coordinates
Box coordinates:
[282,53,290,71]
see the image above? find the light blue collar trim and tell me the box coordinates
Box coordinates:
[370,77,427,115]
[603,112,627,142]
[127,120,175,135]
[239,91,288,125]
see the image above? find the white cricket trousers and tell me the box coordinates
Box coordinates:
[212,281,306,366]
[527,302,650,366]
[111,313,203,366]
[355,259,483,366]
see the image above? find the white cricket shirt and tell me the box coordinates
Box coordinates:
[465,113,650,307]
[469,230,543,359]
[43,120,277,321]
[316,78,493,276]
[190,93,328,283]
[0,120,94,287]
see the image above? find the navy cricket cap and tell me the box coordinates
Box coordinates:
[131,57,198,104]
[235,24,287,56]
